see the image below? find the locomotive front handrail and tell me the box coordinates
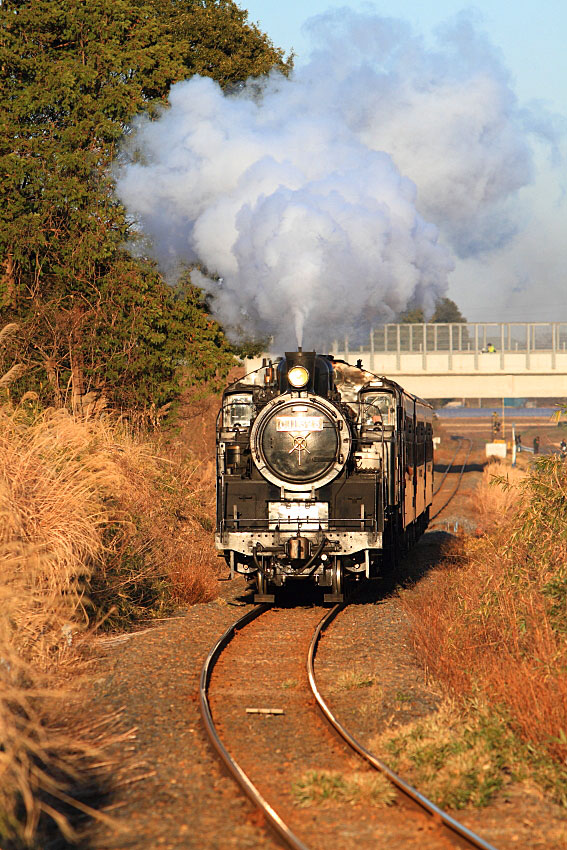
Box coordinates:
[221,516,379,530]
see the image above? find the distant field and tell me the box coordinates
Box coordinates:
[435,407,567,453]
[436,407,557,420]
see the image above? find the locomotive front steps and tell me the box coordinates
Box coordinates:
[254,593,275,603]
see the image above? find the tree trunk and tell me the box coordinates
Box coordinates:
[70,347,85,415]
[1,253,17,308]
[44,357,62,407]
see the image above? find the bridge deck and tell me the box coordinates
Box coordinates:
[254,323,567,399]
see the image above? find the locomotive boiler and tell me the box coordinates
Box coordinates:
[216,350,433,601]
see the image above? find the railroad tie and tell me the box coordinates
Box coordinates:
[245,707,284,715]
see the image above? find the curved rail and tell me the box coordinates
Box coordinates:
[199,604,311,850]
[307,604,498,850]
[434,436,464,496]
[431,435,473,521]
[201,600,498,850]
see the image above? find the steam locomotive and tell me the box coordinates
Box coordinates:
[216,350,434,601]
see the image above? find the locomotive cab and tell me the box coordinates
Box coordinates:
[360,388,396,430]
[356,385,395,474]
[222,392,254,430]
[356,383,400,512]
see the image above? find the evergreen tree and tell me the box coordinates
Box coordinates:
[431,297,467,324]
[397,298,467,325]
[398,307,426,324]
[163,0,290,86]
[0,0,288,409]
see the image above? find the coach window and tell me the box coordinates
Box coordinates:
[425,424,433,462]
[416,423,425,465]
[223,394,254,429]
[406,419,414,465]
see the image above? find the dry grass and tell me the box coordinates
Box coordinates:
[0,405,114,844]
[147,438,219,609]
[370,695,567,811]
[0,668,125,847]
[334,670,378,691]
[1,407,122,663]
[1,403,219,636]
[370,699,508,809]
[292,769,396,807]
[402,456,567,780]
[468,459,525,533]
[0,402,220,844]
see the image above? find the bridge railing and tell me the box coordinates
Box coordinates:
[325,322,567,374]
[332,323,567,355]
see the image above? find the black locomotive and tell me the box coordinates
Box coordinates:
[216,350,433,601]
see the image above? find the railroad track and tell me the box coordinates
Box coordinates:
[200,602,498,850]
[431,435,473,521]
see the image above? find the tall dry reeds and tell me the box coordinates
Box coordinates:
[0,404,219,844]
[403,456,567,768]
[468,459,525,533]
[1,407,121,664]
[0,405,117,844]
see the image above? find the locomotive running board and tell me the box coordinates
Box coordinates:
[254,593,275,603]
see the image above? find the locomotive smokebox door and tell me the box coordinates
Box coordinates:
[287,536,311,561]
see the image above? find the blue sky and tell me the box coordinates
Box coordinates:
[243,0,566,114]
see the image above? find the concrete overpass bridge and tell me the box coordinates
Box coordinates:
[255,322,567,400]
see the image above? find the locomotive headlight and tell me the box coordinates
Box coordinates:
[288,366,309,388]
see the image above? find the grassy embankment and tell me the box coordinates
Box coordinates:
[373,458,567,811]
[0,403,219,846]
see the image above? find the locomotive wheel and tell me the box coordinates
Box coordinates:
[254,569,275,603]
[324,560,344,603]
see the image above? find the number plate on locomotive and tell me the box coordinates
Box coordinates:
[268,501,329,530]
[276,416,323,432]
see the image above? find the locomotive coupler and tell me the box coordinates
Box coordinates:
[287,535,311,561]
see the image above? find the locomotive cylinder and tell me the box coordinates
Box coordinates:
[225,445,241,469]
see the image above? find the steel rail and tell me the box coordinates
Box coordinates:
[307,604,499,850]
[199,604,311,850]
[434,436,464,495]
[431,436,474,521]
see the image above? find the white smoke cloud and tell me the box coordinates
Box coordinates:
[116,8,561,348]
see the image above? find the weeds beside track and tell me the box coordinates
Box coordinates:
[403,455,567,790]
[0,404,220,846]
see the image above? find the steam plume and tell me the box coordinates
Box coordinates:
[116,8,559,348]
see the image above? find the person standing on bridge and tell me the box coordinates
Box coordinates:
[533,435,540,455]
